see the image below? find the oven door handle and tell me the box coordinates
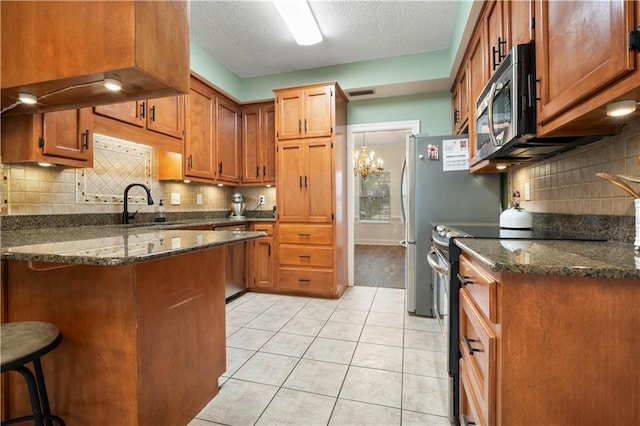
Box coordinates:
[428,246,449,275]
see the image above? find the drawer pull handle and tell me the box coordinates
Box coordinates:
[463,336,482,355]
[298,279,311,284]
[298,233,311,237]
[462,415,476,426]
[298,255,311,259]
[457,273,473,285]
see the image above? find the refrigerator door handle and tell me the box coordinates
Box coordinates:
[400,157,407,225]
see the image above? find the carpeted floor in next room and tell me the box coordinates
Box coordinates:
[354,245,405,289]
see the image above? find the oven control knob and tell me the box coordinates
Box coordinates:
[446,231,460,238]
[435,225,446,232]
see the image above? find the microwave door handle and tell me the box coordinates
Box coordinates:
[487,81,499,147]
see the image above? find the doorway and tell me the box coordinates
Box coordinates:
[347,121,420,288]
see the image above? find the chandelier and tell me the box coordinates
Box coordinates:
[354,134,384,179]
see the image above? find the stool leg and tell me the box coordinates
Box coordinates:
[33,358,56,426]
[14,366,45,426]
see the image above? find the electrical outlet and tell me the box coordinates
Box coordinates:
[524,182,531,201]
[259,195,265,205]
[196,194,203,205]
[170,193,180,205]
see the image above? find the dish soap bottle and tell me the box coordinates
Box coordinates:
[155,199,166,222]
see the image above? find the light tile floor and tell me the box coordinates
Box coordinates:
[189,286,450,426]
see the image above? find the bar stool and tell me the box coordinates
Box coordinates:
[1,321,65,426]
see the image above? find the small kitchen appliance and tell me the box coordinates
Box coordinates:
[229,192,246,218]
[499,191,532,230]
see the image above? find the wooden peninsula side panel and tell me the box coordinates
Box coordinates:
[3,248,226,426]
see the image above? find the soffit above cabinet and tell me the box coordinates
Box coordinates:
[0,1,190,116]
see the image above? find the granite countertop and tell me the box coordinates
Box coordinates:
[454,238,639,280]
[1,223,266,266]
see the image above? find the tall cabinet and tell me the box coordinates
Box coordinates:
[274,82,348,298]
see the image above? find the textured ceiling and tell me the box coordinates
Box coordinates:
[190,0,462,79]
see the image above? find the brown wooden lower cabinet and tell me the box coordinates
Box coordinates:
[3,248,226,426]
[458,252,640,426]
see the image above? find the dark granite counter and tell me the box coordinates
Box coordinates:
[454,238,639,279]
[1,225,266,266]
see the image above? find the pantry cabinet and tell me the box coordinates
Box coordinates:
[241,102,276,185]
[275,85,333,140]
[457,251,640,425]
[1,108,93,167]
[273,82,348,298]
[535,0,639,136]
[247,223,275,289]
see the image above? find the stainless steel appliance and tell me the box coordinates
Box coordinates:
[474,43,600,163]
[229,192,246,218]
[214,223,248,300]
[400,134,502,317]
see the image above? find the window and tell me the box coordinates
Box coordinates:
[358,171,391,221]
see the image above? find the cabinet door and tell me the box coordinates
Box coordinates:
[216,96,241,183]
[242,105,261,184]
[146,95,184,139]
[485,0,507,75]
[306,139,333,223]
[276,90,303,140]
[303,86,333,138]
[452,65,469,134]
[467,31,486,162]
[254,237,274,288]
[185,82,216,179]
[93,101,144,127]
[277,142,306,222]
[506,0,534,47]
[262,104,276,183]
[536,0,635,125]
[42,108,93,163]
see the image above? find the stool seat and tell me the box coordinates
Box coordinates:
[1,321,65,426]
[1,322,62,371]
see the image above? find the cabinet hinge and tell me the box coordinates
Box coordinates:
[38,137,44,148]
[630,25,640,52]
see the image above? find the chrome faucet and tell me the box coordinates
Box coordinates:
[122,183,154,224]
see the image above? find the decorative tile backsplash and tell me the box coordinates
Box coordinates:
[76,134,152,204]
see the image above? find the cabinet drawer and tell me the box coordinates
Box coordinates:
[460,357,487,426]
[278,267,333,294]
[279,245,332,267]
[252,223,274,236]
[459,288,496,425]
[459,254,497,322]
[279,224,332,245]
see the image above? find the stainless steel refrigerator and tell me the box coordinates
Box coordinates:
[401,134,502,316]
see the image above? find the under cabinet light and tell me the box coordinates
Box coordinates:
[103,78,122,91]
[37,162,54,167]
[18,93,38,104]
[496,164,507,170]
[606,100,638,117]
[273,1,323,46]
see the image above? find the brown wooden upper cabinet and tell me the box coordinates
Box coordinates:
[94,96,185,140]
[242,102,276,185]
[275,86,333,140]
[535,0,640,136]
[183,75,241,184]
[1,108,93,167]
[0,1,189,116]
[452,65,469,134]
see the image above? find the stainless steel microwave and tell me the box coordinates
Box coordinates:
[474,43,599,163]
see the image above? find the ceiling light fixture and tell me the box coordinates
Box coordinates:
[273,1,323,46]
[354,134,384,180]
[606,99,638,117]
[18,93,38,104]
[103,78,122,91]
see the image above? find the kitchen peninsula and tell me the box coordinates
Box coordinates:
[1,225,264,426]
